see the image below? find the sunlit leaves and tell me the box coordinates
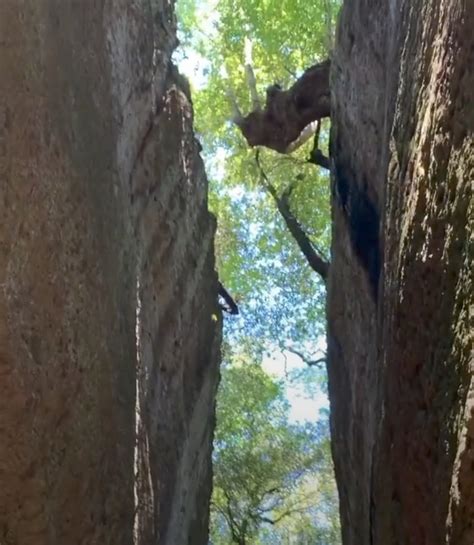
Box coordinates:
[211,356,336,545]
[174,3,342,543]
[175,0,340,354]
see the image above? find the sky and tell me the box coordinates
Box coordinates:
[262,344,328,423]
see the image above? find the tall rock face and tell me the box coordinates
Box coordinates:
[0,2,221,545]
[328,0,473,544]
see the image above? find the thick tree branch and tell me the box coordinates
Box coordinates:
[308,148,331,169]
[256,152,330,282]
[233,59,330,153]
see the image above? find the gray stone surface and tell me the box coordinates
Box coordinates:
[328,0,473,544]
[0,2,221,544]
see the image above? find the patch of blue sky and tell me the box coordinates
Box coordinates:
[262,340,328,424]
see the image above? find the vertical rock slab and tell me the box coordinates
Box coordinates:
[131,64,221,545]
[328,0,472,544]
[0,3,137,544]
[0,2,221,545]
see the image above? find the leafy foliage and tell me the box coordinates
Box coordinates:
[211,356,339,545]
[175,0,339,355]
[175,2,342,544]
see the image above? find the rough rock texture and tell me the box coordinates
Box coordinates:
[328,0,473,544]
[0,2,221,545]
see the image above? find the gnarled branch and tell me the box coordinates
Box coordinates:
[233,59,330,153]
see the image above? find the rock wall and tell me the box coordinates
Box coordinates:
[0,2,221,545]
[328,0,473,544]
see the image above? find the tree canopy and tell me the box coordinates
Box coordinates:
[175,1,342,543]
[176,0,339,357]
[211,355,339,545]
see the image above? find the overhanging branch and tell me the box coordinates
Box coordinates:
[233,60,331,153]
[255,151,330,282]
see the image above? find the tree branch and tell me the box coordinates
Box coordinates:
[222,490,243,545]
[308,148,331,170]
[245,63,262,111]
[255,152,330,282]
[258,505,310,526]
[307,120,330,170]
[226,87,245,124]
[285,347,327,368]
[285,120,319,153]
[324,0,334,53]
[261,486,281,498]
[218,281,239,315]
[244,38,262,111]
[231,59,330,153]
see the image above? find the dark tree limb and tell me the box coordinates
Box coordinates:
[285,347,327,368]
[233,60,331,153]
[257,504,311,526]
[308,148,331,170]
[308,120,330,170]
[255,152,330,282]
[218,281,239,315]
